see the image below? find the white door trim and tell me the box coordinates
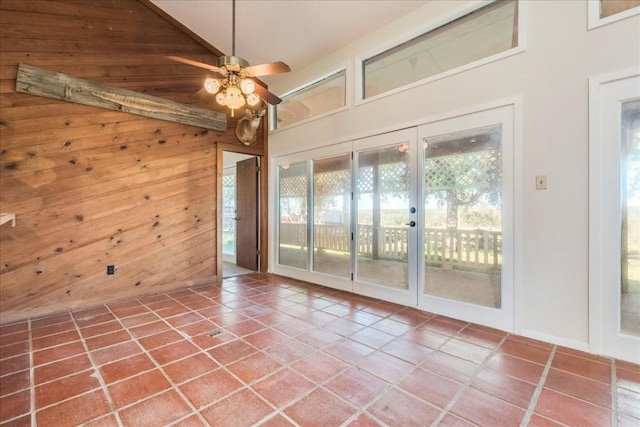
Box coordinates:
[588,67,640,364]
[417,104,516,332]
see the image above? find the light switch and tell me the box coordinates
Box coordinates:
[536,175,547,190]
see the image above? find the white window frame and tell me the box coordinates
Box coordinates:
[588,0,640,30]
[269,67,349,132]
[355,0,526,106]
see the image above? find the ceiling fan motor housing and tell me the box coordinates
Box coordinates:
[218,55,249,73]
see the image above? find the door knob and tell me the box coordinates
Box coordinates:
[406,221,416,227]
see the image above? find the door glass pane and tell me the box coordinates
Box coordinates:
[423,125,502,308]
[356,144,410,289]
[313,154,351,278]
[621,99,640,336]
[222,171,236,257]
[278,162,308,269]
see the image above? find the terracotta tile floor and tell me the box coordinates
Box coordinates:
[1,273,639,426]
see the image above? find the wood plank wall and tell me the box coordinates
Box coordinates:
[0,0,265,323]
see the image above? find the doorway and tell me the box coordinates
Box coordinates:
[222,151,259,278]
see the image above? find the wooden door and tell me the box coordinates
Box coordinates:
[235,157,259,271]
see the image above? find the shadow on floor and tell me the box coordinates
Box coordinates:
[223,261,255,278]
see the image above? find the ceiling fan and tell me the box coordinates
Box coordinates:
[166,0,290,116]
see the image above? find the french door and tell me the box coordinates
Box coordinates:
[590,69,640,364]
[274,105,515,331]
[352,128,419,306]
[418,106,515,331]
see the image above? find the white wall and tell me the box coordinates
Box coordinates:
[268,1,640,350]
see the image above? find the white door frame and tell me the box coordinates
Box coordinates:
[270,100,520,333]
[589,68,640,364]
[417,104,516,332]
[352,128,420,306]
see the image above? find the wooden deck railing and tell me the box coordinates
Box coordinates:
[279,223,501,271]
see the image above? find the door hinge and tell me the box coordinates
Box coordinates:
[256,249,261,256]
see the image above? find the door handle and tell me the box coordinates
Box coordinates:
[406,221,416,227]
[233,217,240,221]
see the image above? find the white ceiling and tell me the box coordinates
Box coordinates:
[151,0,428,85]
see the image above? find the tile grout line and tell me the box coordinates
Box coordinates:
[226,287,346,426]
[143,285,302,426]
[122,294,214,427]
[7,277,637,426]
[520,345,557,426]
[337,315,446,426]
[430,331,511,427]
[334,317,467,425]
[236,280,397,426]
[70,307,124,427]
[192,281,318,427]
[23,313,125,420]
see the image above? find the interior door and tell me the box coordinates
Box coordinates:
[236,156,259,271]
[352,128,419,306]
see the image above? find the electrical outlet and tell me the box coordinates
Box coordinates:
[536,175,547,190]
[107,265,115,275]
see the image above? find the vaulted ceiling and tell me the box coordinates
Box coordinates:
[151,0,428,85]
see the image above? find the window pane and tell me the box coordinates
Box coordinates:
[601,0,640,18]
[274,70,346,129]
[278,162,308,269]
[423,125,502,308]
[363,0,517,99]
[222,171,236,257]
[621,99,640,336]
[313,154,351,278]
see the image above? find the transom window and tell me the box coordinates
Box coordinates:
[362,0,519,99]
[271,69,346,131]
[600,0,640,18]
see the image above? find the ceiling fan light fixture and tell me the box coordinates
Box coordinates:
[167,0,289,117]
[217,86,245,111]
[246,93,261,107]
[240,79,255,95]
[204,78,221,94]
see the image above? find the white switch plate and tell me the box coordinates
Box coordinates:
[536,175,547,190]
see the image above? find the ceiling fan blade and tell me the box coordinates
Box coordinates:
[243,61,291,77]
[254,84,283,105]
[166,56,227,76]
